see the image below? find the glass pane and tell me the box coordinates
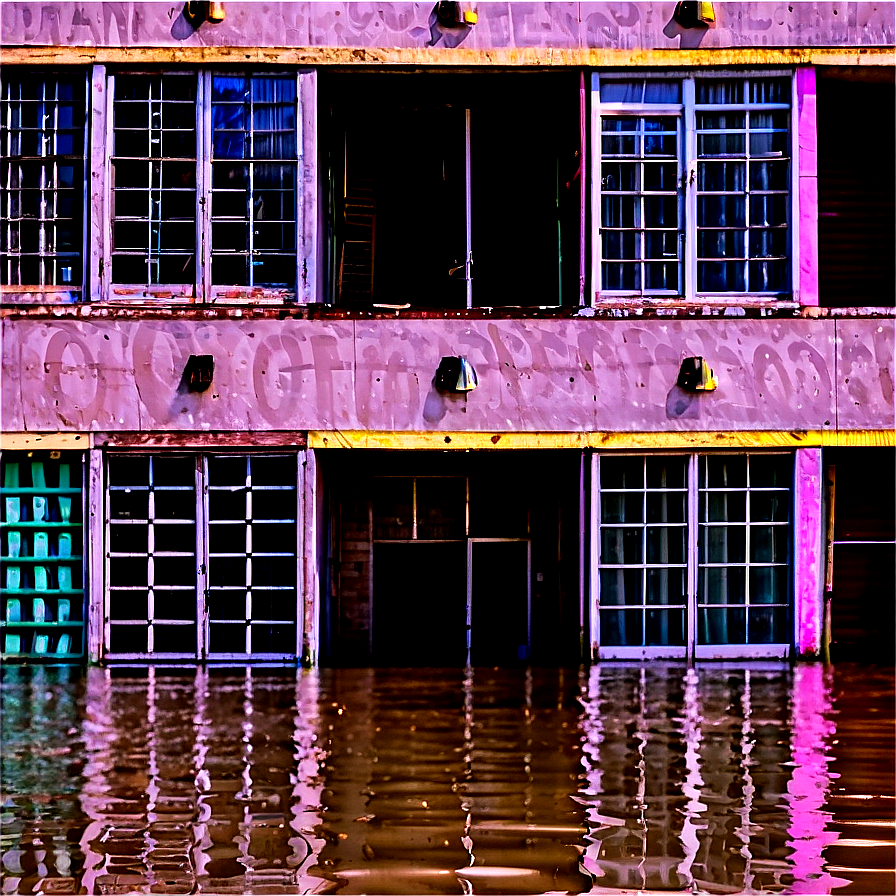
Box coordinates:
[154,625,196,654]
[600,528,643,565]
[699,607,746,644]
[700,566,746,605]
[208,456,249,486]
[154,556,195,586]
[643,161,678,191]
[751,491,789,522]
[110,490,149,521]
[109,592,148,621]
[699,260,746,292]
[646,608,686,646]
[416,478,465,540]
[646,568,686,605]
[698,161,745,191]
[645,261,678,290]
[698,195,746,228]
[705,491,746,522]
[251,623,296,654]
[600,457,643,489]
[646,457,687,490]
[646,526,686,564]
[154,590,196,621]
[209,623,247,653]
[373,478,413,540]
[750,455,791,488]
[644,229,678,258]
[646,491,685,524]
[599,569,642,606]
[705,456,747,488]
[696,80,743,104]
[601,492,643,524]
[750,525,789,563]
[110,625,148,654]
[154,523,195,553]
[602,230,638,261]
[703,525,746,564]
[600,608,643,646]
[748,606,788,643]
[601,161,638,191]
[749,566,789,605]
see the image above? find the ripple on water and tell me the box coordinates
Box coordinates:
[0,663,892,895]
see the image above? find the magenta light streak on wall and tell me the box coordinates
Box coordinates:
[797,66,819,307]
[786,663,845,894]
[795,448,823,656]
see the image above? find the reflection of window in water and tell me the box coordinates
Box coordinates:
[578,664,836,892]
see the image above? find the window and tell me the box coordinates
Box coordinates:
[593,74,793,301]
[1,71,87,293]
[109,71,299,302]
[594,453,793,658]
[105,453,301,660]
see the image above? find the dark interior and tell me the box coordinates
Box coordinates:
[321,71,583,308]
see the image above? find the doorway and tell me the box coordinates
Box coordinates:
[325,452,580,666]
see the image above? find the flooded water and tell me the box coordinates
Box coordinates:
[1,664,893,896]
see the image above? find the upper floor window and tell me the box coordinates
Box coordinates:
[1,71,87,294]
[109,71,299,302]
[593,73,793,301]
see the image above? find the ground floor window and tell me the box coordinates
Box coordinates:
[105,452,301,661]
[594,452,793,659]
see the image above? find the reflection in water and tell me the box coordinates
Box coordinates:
[0,663,892,895]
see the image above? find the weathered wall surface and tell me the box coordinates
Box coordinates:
[1,2,893,50]
[2,317,892,433]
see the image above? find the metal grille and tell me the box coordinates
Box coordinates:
[1,72,86,288]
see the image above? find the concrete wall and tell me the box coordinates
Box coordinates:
[2,316,892,434]
[2,2,893,51]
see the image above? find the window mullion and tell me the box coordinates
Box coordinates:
[686,454,698,660]
[198,72,211,302]
[197,454,209,660]
[683,77,697,302]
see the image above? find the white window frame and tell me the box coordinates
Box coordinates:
[591,70,797,305]
[103,451,304,662]
[1,69,89,298]
[104,70,303,305]
[590,451,794,661]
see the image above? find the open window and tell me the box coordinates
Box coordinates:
[322,71,583,308]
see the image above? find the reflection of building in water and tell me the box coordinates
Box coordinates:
[579,663,838,893]
[0,667,87,894]
[77,668,325,894]
[313,668,590,894]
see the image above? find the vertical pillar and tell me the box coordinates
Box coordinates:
[298,69,318,303]
[794,447,823,657]
[87,447,104,663]
[588,452,599,658]
[89,65,107,303]
[301,448,320,665]
[796,67,818,307]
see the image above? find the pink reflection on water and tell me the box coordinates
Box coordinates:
[786,662,847,894]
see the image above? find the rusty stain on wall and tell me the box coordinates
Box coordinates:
[2,317,892,434]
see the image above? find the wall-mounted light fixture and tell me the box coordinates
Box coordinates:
[184,1,226,26]
[435,356,478,393]
[677,356,717,392]
[434,2,478,27]
[184,355,215,393]
[673,1,715,27]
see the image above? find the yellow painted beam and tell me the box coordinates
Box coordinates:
[308,430,896,450]
[0,432,90,451]
[1,45,893,68]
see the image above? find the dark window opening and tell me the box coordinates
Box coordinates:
[322,72,582,309]
[817,71,895,308]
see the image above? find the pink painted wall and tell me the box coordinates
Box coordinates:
[2,316,892,434]
[797,67,819,307]
[1,3,893,50]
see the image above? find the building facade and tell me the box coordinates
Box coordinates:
[1,2,893,666]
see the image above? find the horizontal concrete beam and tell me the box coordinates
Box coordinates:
[1,45,893,68]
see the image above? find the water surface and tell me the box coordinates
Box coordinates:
[1,663,893,894]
